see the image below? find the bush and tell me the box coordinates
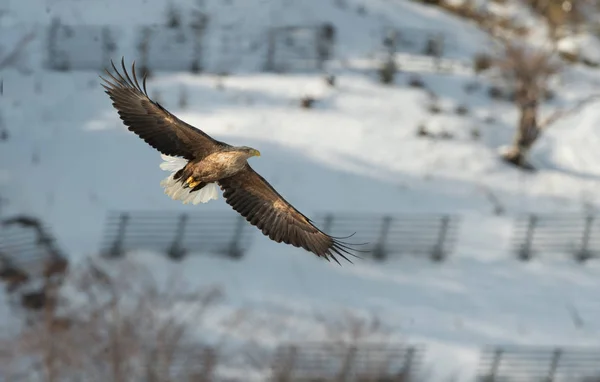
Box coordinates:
[483,115,496,124]
[543,88,555,101]
[455,104,469,115]
[427,102,442,114]
[487,86,504,100]
[582,58,600,68]
[463,82,480,93]
[473,53,493,73]
[559,50,579,63]
[301,96,316,109]
[438,131,454,140]
[378,59,397,85]
[416,123,431,137]
[407,75,426,89]
[325,74,336,87]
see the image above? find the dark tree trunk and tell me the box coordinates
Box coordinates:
[501,101,540,171]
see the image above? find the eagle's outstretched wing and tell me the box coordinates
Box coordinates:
[218,165,363,264]
[100,58,229,160]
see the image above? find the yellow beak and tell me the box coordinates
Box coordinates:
[253,149,261,157]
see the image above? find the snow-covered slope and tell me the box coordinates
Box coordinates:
[3,0,600,380]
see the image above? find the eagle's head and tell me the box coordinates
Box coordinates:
[238,146,261,158]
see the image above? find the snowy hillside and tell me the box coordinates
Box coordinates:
[3,0,600,380]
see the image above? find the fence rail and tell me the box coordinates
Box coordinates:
[512,214,600,262]
[100,211,253,260]
[476,345,600,382]
[316,213,460,261]
[100,211,460,263]
[271,342,424,381]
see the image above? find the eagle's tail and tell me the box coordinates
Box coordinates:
[158,155,219,205]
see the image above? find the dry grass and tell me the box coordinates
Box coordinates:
[0,259,228,381]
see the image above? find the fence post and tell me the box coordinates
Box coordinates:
[432,215,451,261]
[264,28,275,71]
[316,23,335,71]
[337,345,357,381]
[486,347,504,382]
[272,345,298,382]
[547,348,562,382]
[167,213,188,261]
[401,346,417,378]
[190,10,208,73]
[101,26,116,70]
[323,214,334,233]
[373,215,392,261]
[137,26,152,77]
[518,214,537,261]
[228,216,246,259]
[200,346,218,380]
[576,215,594,262]
[190,27,203,73]
[108,213,129,258]
[48,17,69,71]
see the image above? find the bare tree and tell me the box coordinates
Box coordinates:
[489,35,600,170]
[527,0,592,40]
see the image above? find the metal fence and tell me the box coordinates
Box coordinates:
[264,23,335,72]
[271,342,424,382]
[476,346,600,382]
[512,214,600,262]
[316,213,460,261]
[100,211,460,262]
[46,17,117,71]
[44,20,334,74]
[100,211,253,260]
[136,25,204,73]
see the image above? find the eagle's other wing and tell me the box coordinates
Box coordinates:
[218,165,361,264]
[100,58,229,160]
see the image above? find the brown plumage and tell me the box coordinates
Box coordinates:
[100,58,363,264]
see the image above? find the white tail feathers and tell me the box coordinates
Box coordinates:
[159,154,188,172]
[159,155,219,205]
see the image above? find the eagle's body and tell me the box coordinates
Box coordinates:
[160,148,255,205]
[100,59,361,264]
[185,148,257,183]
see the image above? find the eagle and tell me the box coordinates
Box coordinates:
[100,58,362,264]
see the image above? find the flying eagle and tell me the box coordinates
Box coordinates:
[100,59,362,264]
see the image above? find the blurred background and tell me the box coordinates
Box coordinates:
[2,0,600,380]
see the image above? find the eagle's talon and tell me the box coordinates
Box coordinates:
[184,176,201,189]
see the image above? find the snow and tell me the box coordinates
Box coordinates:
[558,32,600,65]
[3,0,600,380]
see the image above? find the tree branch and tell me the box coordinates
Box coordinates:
[539,93,600,129]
